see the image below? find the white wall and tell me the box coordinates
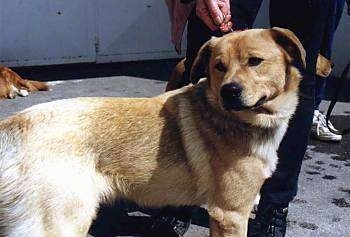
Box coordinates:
[0,0,179,67]
[0,0,96,66]
[331,8,350,75]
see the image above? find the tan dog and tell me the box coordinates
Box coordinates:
[0,65,50,99]
[0,28,304,237]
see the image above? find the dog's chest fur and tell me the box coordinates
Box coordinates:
[176,85,288,185]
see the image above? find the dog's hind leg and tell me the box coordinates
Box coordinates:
[21,79,50,92]
[0,167,102,237]
[30,165,110,237]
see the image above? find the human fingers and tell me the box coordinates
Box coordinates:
[196,0,219,30]
[204,0,224,26]
[217,0,231,23]
[219,21,233,33]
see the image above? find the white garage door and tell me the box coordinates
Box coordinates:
[0,0,96,67]
[0,0,180,67]
[95,0,180,63]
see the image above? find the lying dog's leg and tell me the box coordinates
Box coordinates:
[21,79,50,92]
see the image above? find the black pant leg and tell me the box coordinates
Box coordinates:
[315,0,345,110]
[259,0,332,206]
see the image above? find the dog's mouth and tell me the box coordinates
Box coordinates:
[221,95,274,114]
[251,105,273,115]
[250,96,274,115]
[239,96,274,115]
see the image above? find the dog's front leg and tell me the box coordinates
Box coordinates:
[208,206,248,237]
[207,157,265,237]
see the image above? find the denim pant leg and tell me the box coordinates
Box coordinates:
[182,10,219,87]
[315,0,345,110]
[315,76,327,110]
[258,0,331,207]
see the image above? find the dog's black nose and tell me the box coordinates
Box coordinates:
[220,83,245,111]
[220,82,242,99]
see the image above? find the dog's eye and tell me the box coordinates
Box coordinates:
[248,57,264,67]
[215,61,227,72]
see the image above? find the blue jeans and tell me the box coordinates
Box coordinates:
[259,0,332,206]
[315,0,345,110]
[182,0,332,208]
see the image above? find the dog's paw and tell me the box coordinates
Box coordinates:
[18,89,29,97]
[8,92,17,99]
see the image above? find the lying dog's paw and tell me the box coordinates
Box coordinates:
[8,91,17,99]
[18,89,29,97]
[8,85,19,99]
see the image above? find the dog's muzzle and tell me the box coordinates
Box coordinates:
[220,83,269,112]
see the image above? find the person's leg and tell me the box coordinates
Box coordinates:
[230,0,264,30]
[248,0,331,236]
[180,9,221,88]
[312,0,345,141]
[315,0,345,111]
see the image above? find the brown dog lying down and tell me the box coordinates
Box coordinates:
[0,28,304,237]
[0,65,50,99]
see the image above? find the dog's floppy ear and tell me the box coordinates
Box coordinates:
[270,27,306,69]
[190,37,218,84]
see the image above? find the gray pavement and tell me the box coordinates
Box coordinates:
[1,68,349,237]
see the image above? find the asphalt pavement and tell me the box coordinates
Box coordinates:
[0,61,349,237]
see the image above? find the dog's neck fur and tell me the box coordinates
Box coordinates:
[180,81,291,178]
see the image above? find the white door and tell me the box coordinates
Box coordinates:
[95,0,180,63]
[0,0,96,67]
[0,0,182,67]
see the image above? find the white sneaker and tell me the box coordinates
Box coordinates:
[311,110,342,142]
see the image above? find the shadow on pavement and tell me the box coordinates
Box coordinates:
[12,59,180,83]
[89,201,210,237]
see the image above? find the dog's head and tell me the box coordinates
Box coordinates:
[191,28,304,127]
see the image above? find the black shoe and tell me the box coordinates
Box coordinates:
[248,205,288,237]
[144,206,192,237]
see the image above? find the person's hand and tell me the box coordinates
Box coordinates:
[196,0,232,32]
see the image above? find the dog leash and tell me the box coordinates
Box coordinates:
[326,59,350,135]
